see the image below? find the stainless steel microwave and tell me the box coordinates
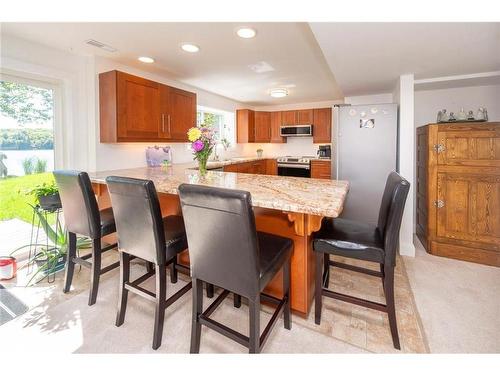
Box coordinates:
[279,124,313,137]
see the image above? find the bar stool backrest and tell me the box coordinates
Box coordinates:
[376,171,410,266]
[53,170,101,239]
[106,176,166,265]
[178,184,260,298]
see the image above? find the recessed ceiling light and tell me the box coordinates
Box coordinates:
[270,88,288,98]
[138,56,154,63]
[237,28,256,39]
[181,44,200,53]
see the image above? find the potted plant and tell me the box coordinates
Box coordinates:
[26,181,61,210]
[11,207,91,284]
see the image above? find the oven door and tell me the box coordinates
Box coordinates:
[277,164,311,178]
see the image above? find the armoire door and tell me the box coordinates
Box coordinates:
[436,172,500,248]
[437,127,500,167]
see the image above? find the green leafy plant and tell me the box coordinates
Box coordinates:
[25,181,58,203]
[34,158,48,174]
[22,157,35,175]
[11,206,91,285]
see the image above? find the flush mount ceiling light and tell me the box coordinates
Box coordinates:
[270,88,288,98]
[181,43,200,53]
[138,56,155,63]
[237,27,256,39]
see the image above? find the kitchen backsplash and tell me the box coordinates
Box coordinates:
[95,137,326,171]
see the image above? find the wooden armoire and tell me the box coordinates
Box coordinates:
[416,122,500,267]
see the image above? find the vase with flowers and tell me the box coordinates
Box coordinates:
[187,125,216,175]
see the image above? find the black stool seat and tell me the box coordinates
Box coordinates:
[162,215,188,251]
[258,231,293,288]
[54,170,120,306]
[106,176,192,350]
[99,207,116,236]
[179,184,293,354]
[313,171,410,350]
[314,218,384,264]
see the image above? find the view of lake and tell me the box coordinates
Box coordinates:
[0,149,54,176]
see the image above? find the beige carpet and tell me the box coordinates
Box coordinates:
[0,250,426,353]
[403,238,500,353]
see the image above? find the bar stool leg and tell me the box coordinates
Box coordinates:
[152,263,167,350]
[233,293,241,308]
[63,232,77,293]
[170,255,178,284]
[283,258,291,330]
[314,251,323,325]
[323,253,330,287]
[116,252,130,326]
[146,261,154,273]
[88,238,102,306]
[206,282,214,298]
[248,295,261,353]
[384,264,400,350]
[190,278,203,353]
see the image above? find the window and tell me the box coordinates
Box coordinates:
[0,75,55,177]
[196,106,235,147]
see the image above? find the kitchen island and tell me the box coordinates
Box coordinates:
[89,164,349,315]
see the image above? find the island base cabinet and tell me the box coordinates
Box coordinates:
[92,183,322,315]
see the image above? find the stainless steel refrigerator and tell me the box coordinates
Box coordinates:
[333,103,398,225]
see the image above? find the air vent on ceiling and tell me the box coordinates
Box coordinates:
[248,61,275,73]
[85,39,117,52]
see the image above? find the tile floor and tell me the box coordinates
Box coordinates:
[0,247,426,353]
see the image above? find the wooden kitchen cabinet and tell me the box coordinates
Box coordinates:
[266,159,278,175]
[99,70,196,143]
[313,108,332,144]
[222,164,239,173]
[282,110,298,125]
[311,160,331,179]
[297,109,313,124]
[159,85,196,141]
[236,109,255,143]
[416,122,500,267]
[255,111,271,142]
[281,109,313,125]
[270,111,286,143]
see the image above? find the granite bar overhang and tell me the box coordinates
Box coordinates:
[88,165,349,218]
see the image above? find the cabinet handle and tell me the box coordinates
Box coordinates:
[434,200,445,208]
[168,115,171,134]
[161,114,165,132]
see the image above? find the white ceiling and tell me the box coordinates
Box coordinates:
[310,22,500,96]
[1,22,343,106]
[2,22,499,103]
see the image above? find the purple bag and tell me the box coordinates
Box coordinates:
[146,146,172,167]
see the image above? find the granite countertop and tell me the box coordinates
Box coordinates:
[89,165,349,218]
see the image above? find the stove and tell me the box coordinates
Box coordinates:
[276,156,314,177]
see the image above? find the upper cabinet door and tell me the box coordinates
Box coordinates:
[236,109,255,143]
[165,86,196,141]
[297,109,313,124]
[255,111,271,142]
[99,70,196,143]
[270,111,286,143]
[437,126,500,167]
[116,72,161,141]
[313,108,332,144]
[282,110,297,125]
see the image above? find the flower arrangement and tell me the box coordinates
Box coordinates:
[187,125,216,174]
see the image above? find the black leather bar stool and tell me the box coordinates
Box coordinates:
[313,172,410,350]
[53,170,120,306]
[178,184,293,354]
[106,176,192,350]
